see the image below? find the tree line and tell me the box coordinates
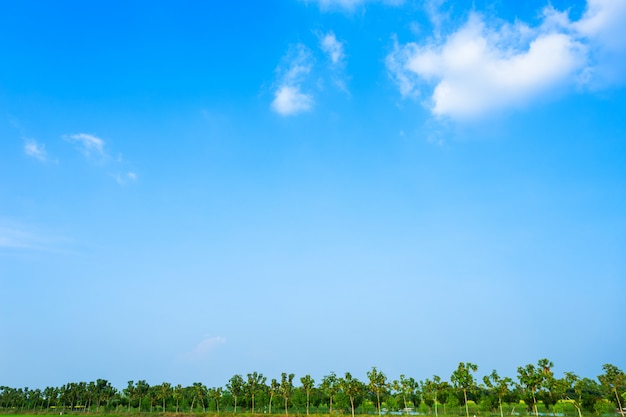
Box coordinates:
[1,361,624,417]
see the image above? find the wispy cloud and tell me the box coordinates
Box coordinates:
[0,220,69,252]
[271,44,315,116]
[180,336,226,361]
[64,133,106,159]
[114,171,138,185]
[306,0,404,12]
[23,138,48,161]
[271,32,351,115]
[61,133,138,185]
[320,32,345,65]
[386,0,626,120]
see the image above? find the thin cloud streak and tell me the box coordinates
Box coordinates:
[65,133,106,158]
[180,336,226,362]
[307,0,404,12]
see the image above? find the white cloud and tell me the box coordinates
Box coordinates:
[23,138,48,161]
[271,44,315,116]
[65,133,106,158]
[272,85,314,115]
[320,32,345,65]
[386,0,626,120]
[574,0,626,86]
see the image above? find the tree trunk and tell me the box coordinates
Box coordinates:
[464,389,469,417]
[306,392,310,416]
[615,388,625,417]
[350,396,355,417]
[269,394,273,415]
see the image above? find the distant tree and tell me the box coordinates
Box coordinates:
[135,380,150,413]
[341,372,365,417]
[300,375,315,416]
[451,362,478,417]
[483,370,512,417]
[268,379,280,415]
[209,387,223,414]
[246,372,266,414]
[156,382,172,412]
[598,364,626,417]
[400,375,417,413]
[421,378,436,415]
[173,384,183,413]
[280,373,295,416]
[321,372,340,414]
[367,367,388,416]
[227,375,245,414]
[124,381,135,412]
[517,359,553,417]
[191,382,207,412]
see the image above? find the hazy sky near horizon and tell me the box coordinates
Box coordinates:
[1,0,625,390]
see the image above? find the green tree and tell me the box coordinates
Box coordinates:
[124,381,135,412]
[367,367,388,416]
[483,370,512,417]
[300,374,315,416]
[517,359,553,417]
[451,362,478,417]
[209,387,223,414]
[173,384,183,413]
[227,375,245,414]
[156,382,172,412]
[268,379,280,415]
[280,373,295,416]
[341,372,365,417]
[246,372,266,414]
[135,380,150,413]
[191,382,207,412]
[421,378,436,415]
[598,364,626,417]
[392,375,417,413]
[321,372,340,414]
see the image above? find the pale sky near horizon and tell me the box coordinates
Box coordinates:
[1,0,625,390]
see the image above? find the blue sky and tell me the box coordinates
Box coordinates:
[1,0,625,390]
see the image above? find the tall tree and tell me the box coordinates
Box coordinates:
[341,372,364,417]
[191,382,207,412]
[367,367,388,416]
[451,362,478,417]
[517,359,553,417]
[321,372,340,414]
[135,380,150,413]
[246,372,266,414]
[598,364,626,417]
[300,375,315,416]
[268,379,280,415]
[124,381,135,412]
[280,373,295,416]
[227,375,245,414]
[403,375,416,413]
[157,382,172,412]
[173,384,183,413]
[209,387,223,414]
[483,370,512,417]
